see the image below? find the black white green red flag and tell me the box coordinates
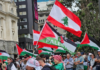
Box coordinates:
[47,0,82,37]
[0,50,10,60]
[77,33,100,50]
[38,23,77,55]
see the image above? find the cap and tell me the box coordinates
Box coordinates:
[89,53,92,56]
[26,58,41,70]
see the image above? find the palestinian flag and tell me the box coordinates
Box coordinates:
[38,49,51,55]
[38,47,53,53]
[38,23,77,55]
[0,50,10,60]
[16,44,33,56]
[55,47,66,53]
[77,33,100,50]
[47,0,82,37]
[33,30,40,45]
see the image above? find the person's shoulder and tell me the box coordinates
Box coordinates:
[42,66,51,70]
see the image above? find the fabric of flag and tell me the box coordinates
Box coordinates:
[77,33,100,50]
[55,47,66,53]
[33,30,40,45]
[38,47,53,53]
[38,23,77,55]
[16,44,33,56]
[0,50,10,60]
[47,0,82,37]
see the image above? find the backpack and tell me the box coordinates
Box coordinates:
[42,65,58,70]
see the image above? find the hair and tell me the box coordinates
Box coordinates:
[36,56,41,60]
[7,57,12,60]
[37,57,45,63]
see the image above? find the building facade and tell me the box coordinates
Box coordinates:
[14,0,38,52]
[38,1,67,36]
[0,0,18,57]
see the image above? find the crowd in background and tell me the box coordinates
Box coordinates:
[0,50,100,70]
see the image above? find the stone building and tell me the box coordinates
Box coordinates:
[0,0,18,58]
[38,1,67,36]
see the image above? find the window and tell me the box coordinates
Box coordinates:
[14,0,17,2]
[19,11,26,15]
[40,25,43,30]
[19,5,26,9]
[20,18,27,22]
[20,25,27,29]
[19,0,25,2]
[0,4,2,10]
[11,8,14,13]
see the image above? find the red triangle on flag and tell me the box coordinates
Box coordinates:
[16,44,23,55]
[39,23,55,40]
[0,53,2,55]
[81,33,90,44]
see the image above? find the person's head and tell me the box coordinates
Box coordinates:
[77,52,81,57]
[26,58,40,70]
[67,54,71,59]
[53,55,62,64]
[98,50,100,55]
[24,54,30,61]
[7,58,12,64]
[37,58,45,67]
[40,54,46,61]
[91,54,95,59]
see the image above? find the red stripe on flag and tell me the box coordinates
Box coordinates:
[37,42,58,49]
[47,15,82,37]
[55,0,81,27]
[33,30,40,34]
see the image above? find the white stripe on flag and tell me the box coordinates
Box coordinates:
[50,4,80,31]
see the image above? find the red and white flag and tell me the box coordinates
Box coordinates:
[33,30,40,45]
[47,0,82,37]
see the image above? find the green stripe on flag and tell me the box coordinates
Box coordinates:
[38,48,53,52]
[77,44,99,50]
[0,56,9,60]
[20,51,33,56]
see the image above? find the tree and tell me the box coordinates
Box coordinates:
[60,0,100,42]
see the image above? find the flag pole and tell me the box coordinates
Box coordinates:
[35,21,47,49]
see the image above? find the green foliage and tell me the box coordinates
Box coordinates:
[62,0,100,43]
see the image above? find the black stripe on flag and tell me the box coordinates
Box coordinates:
[88,34,100,47]
[47,23,77,47]
[0,50,7,53]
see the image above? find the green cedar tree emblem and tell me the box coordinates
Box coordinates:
[61,16,68,26]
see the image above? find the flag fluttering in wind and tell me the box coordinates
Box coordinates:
[16,44,33,56]
[0,50,10,60]
[77,33,100,50]
[37,23,77,55]
[47,0,82,37]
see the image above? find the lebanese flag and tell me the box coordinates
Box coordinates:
[0,50,10,60]
[47,0,82,37]
[77,33,100,50]
[33,30,40,45]
[16,44,33,56]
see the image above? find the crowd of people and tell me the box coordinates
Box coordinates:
[0,50,100,70]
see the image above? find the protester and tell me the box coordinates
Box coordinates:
[90,54,96,70]
[88,53,92,62]
[24,54,30,62]
[7,57,17,70]
[1,60,6,70]
[26,58,41,70]
[95,50,100,70]
[75,52,84,70]
[20,57,26,70]
[37,57,51,70]
[64,54,73,70]
[15,58,20,70]
[83,57,89,70]
[73,54,77,70]
[53,55,64,70]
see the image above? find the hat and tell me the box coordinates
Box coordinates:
[89,53,92,56]
[53,55,62,62]
[98,50,100,52]
[26,58,41,70]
